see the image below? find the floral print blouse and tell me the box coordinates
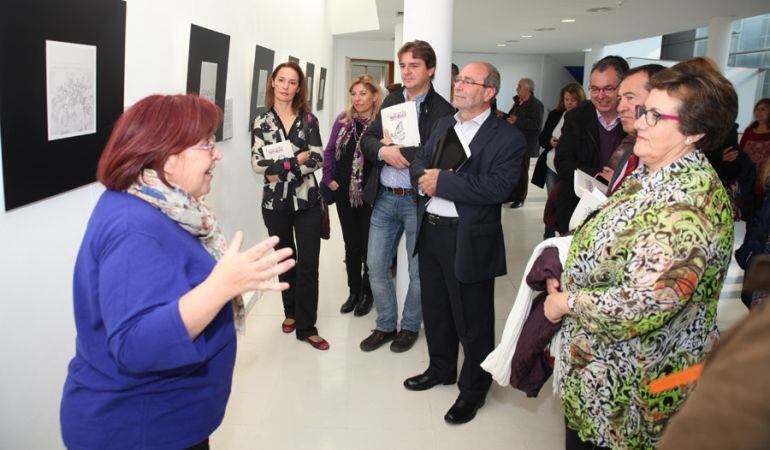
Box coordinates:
[555,150,734,449]
[251,108,323,211]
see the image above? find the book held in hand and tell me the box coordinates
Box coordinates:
[574,169,608,198]
[381,101,420,147]
[430,126,471,171]
[261,141,295,160]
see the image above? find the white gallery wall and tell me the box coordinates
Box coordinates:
[0,0,334,448]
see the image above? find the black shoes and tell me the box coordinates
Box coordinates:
[353,290,373,316]
[360,329,397,352]
[390,329,419,353]
[509,201,524,209]
[340,293,360,314]
[403,372,456,391]
[444,398,485,425]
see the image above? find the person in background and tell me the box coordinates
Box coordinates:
[323,74,383,316]
[740,98,770,195]
[61,94,295,450]
[554,55,628,233]
[358,40,454,354]
[735,158,770,309]
[251,61,329,350]
[545,62,738,449]
[532,82,585,238]
[507,78,544,208]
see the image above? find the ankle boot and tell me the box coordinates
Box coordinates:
[354,289,373,316]
[340,292,360,314]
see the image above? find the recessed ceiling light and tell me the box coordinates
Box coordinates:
[582,48,592,52]
[521,35,533,38]
[496,43,506,47]
[535,27,556,31]
[561,18,576,23]
[586,7,613,13]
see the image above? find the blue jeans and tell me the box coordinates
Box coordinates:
[366,190,422,332]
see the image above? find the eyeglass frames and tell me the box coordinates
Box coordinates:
[635,105,681,127]
[453,76,490,88]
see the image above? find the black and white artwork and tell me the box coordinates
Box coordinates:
[45,40,97,141]
[249,45,275,132]
[223,98,233,140]
[289,55,299,64]
[317,67,327,111]
[186,24,230,141]
[199,61,218,103]
[305,62,315,112]
[0,0,126,211]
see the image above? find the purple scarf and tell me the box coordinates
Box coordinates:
[334,116,370,207]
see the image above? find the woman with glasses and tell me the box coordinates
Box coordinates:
[251,62,329,350]
[61,94,295,450]
[544,61,737,449]
[323,74,382,316]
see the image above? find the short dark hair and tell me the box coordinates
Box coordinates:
[451,63,459,76]
[265,61,309,115]
[624,63,666,83]
[97,94,222,191]
[398,40,437,79]
[591,55,629,78]
[649,62,738,153]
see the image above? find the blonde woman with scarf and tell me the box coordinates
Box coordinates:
[323,74,383,316]
[61,94,294,450]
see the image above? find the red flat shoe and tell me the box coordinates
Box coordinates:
[304,336,330,351]
[282,319,295,334]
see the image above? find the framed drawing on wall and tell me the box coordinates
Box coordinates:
[317,67,327,111]
[248,45,275,132]
[0,0,126,211]
[305,62,315,113]
[186,24,230,142]
[288,56,299,64]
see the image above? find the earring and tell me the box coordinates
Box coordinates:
[685,137,692,145]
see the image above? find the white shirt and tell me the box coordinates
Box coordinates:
[426,108,491,217]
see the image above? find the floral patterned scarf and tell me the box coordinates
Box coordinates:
[127,169,246,334]
[334,116,370,207]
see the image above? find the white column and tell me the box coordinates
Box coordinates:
[583,44,605,89]
[707,16,734,72]
[402,0,454,99]
[393,0,454,327]
[393,20,404,85]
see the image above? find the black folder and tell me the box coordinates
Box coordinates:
[430,127,468,171]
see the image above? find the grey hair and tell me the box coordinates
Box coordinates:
[520,78,535,93]
[481,62,501,97]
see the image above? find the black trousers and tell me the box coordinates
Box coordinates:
[185,438,209,450]
[510,155,530,203]
[262,204,321,339]
[334,187,371,294]
[418,219,495,404]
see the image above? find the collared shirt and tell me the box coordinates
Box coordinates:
[380,88,430,189]
[426,108,491,217]
[596,109,620,131]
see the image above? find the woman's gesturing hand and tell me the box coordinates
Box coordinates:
[210,232,295,299]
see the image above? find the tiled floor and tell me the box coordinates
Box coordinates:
[212,168,748,450]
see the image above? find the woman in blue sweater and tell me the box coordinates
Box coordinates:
[60,94,295,450]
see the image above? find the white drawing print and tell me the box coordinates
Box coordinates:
[200,61,218,103]
[256,69,268,108]
[46,40,97,141]
[223,98,233,140]
[319,78,325,101]
[392,121,406,143]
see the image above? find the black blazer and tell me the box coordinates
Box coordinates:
[532,108,564,187]
[410,112,526,283]
[360,83,454,205]
[554,100,625,232]
[508,95,544,157]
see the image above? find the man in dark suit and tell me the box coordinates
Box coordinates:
[507,78,544,208]
[404,62,525,424]
[554,55,629,233]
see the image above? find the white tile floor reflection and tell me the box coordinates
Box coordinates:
[212,165,748,450]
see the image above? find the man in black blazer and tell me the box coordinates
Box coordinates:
[506,78,544,208]
[405,62,525,424]
[554,55,628,232]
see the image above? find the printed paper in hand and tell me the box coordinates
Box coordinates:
[262,141,294,160]
[381,101,420,147]
[569,187,608,231]
[574,169,608,198]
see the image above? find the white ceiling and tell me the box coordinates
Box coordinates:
[344,0,769,58]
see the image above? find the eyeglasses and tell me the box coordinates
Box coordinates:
[188,140,217,158]
[589,85,618,96]
[636,105,681,127]
[453,76,490,88]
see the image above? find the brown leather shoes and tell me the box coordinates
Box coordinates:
[390,330,419,353]
[360,329,397,352]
